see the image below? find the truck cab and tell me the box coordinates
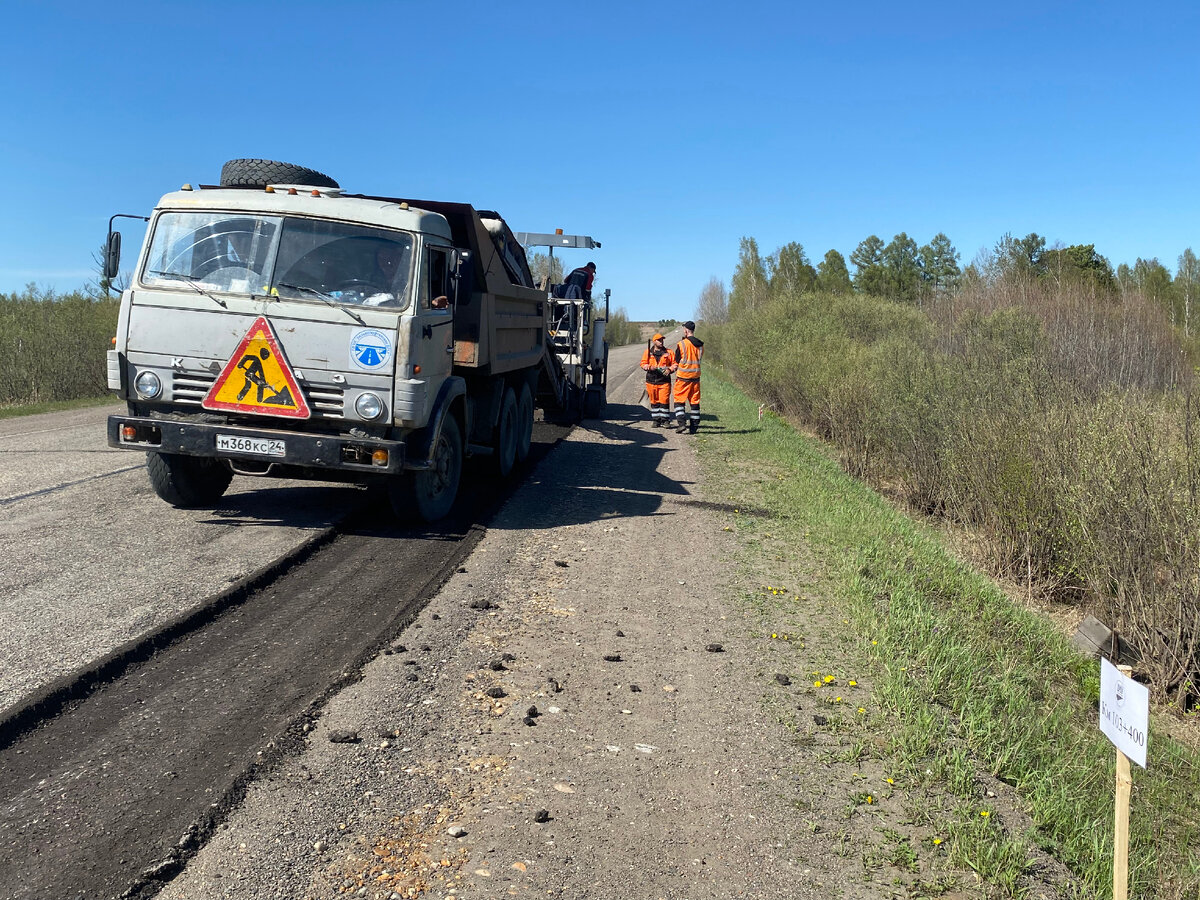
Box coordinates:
[106,159,560,522]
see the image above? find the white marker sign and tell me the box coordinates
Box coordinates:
[1099,657,1149,768]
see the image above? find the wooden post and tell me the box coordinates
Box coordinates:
[1113,663,1134,900]
[1113,747,1132,900]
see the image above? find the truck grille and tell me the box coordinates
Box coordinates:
[169,372,345,418]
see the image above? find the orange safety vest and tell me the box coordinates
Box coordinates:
[674,336,702,381]
[641,347,675,384]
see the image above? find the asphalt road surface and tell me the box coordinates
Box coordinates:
[0,338,649,900]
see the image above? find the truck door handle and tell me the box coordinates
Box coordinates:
[445,345,454,354]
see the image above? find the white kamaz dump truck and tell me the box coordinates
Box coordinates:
[103,159,607,521]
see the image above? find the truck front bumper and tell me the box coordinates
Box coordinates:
[106,415,406,475]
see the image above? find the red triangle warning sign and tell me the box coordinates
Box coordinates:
[202,316,311,419]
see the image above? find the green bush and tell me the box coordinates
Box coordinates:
[709,258,1200,707]
[0,287,119,407]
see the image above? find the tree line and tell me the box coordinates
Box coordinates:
[699,232,1200,338]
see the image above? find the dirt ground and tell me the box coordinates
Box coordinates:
[156,361,1068,900]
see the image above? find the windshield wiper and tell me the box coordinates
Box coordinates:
[147,270,227,308]
[276,282,365,325]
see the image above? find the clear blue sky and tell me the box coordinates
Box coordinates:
[2,0,1196,321]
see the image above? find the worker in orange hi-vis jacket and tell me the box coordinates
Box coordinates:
[672,321,704,433]
[640,333,677,427]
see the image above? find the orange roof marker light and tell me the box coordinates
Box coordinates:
[264,185,275,193]
[288,187,298,195]
[311,189,321,197]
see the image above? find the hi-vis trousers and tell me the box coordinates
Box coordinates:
[673,378,700,426]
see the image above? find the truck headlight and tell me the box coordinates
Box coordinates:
[354,392,385,420]
[134,370,162,399]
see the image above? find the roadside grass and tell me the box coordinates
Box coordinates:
[695,368,1200,899]
[0,393,120,420]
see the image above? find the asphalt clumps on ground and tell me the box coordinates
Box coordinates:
[774,673,792,686]
[327,729,360,744]
[705,643,724,653]
[602,653,622,662]
[533,809,551,823]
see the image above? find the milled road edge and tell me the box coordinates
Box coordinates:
[122,521,489,900]
[0,521,345,753]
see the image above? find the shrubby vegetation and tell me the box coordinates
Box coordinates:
[0,285,118,407]
[602,307,642,346]
[703,232,1200,711]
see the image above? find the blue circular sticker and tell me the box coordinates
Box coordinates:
[350,329,392,371]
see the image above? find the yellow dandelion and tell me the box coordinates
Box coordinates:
[824,675,835,683]
[980,810,990,818]
[848,680,858,687]
[834,696,842,703]
[885,777,894,785]
[871,640,878,646]
[771,633,777,639]
[857,707,866,714]
[866,795,874,804]
[933,838,942,845]
[813,681,821,688]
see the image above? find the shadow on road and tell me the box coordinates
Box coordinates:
[492,402,696,531]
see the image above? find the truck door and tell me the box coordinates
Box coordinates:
[415,244,454,389]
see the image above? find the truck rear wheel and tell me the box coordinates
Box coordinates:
[147,452,233,508]
[219,159,340,189]
[515,384,534,463]
[495,387,518,477]
[392,415,462,523]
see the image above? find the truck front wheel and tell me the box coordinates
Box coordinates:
[392,415,462,523]
[147,453,233,508]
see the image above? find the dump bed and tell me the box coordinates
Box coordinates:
[358,195,546,376]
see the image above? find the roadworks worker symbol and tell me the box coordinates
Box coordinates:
[202,316,310,419]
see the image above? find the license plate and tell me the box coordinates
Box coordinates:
[216,434,286,457]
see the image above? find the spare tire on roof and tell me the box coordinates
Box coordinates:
[219,158,340,189]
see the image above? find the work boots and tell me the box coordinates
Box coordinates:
[675,419,689,433]
[688,420,699,434]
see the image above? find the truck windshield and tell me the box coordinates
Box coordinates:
[141,211,415,310]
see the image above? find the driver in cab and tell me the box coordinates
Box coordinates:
[360,242,408,307]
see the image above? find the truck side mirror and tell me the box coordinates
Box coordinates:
[453,249,473,305]
[103,231,122,280]
[455,249,472,273]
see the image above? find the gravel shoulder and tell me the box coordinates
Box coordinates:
[156,354,1010,900]
[161,413,814,899]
